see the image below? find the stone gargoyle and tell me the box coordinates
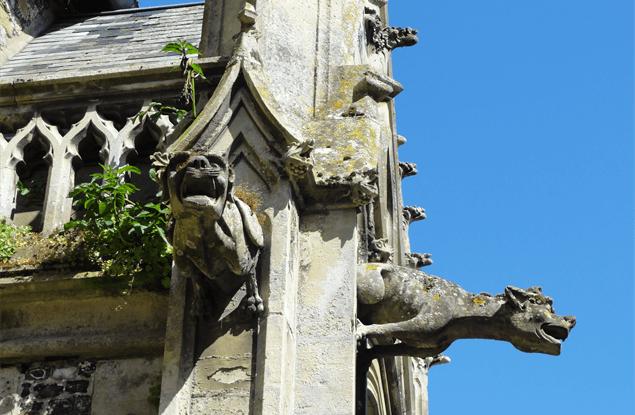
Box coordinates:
[160,151,264,317]
[356,263,575,358]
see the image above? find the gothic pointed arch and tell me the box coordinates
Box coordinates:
[2,115,59,171]
[63,105,117,167]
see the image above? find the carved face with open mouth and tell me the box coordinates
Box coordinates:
[167,151,234,220]
[505,286,576,355]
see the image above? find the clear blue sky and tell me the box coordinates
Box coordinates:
[142,1,634,414]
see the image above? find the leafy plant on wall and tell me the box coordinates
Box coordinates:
[134,40,210,124]
[64,165,172,292]
[0,219,31,263]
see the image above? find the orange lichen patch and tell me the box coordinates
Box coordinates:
[0,258,37,267]
[233,185,264,224]
[473,297,485,306]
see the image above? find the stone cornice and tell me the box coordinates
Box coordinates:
[0,57,229,108]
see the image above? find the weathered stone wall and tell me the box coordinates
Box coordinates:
[0,1,429,414]
[0,0,66,65]
[0,357,163,415]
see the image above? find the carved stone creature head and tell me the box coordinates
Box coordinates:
[503,286,576,356]
[164,151,234,220]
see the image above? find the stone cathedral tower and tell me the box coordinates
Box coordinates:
[0,1,575,414]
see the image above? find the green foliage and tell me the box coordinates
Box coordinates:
[132,102,187,125]
[148,380,161,408]
[16,175,47,207]
[16,181,29,196]
[134,40,209,124]
[64,165,172,293]
[0,218,31,263]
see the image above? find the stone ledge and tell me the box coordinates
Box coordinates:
[0,56,229,107]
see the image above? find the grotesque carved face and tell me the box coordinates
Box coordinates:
[166,151,235,220]
[505,286,576,356]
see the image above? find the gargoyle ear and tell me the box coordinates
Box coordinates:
[505,286,527,311]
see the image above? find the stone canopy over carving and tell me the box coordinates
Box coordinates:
[357,263,576,357]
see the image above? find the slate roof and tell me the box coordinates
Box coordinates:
[0,3,205,81]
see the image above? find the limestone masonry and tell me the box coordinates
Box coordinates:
[0,1,575,414]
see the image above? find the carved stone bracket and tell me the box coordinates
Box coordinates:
[398,161,418,179]
[403,206,426,226]
[316,168,379,207]
[405,252,433,269]
[353,71,404,103]
[350,169,379,206]
[365,9,419,53]
[284,139,314,179]
[365,199,393,263]
[416,354,451,375]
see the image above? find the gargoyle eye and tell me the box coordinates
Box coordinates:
[206,155,226,169]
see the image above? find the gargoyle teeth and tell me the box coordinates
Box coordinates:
[539,323,570,344]
[182,177,218,200]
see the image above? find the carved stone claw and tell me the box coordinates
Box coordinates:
[356,319,369,341]
[247,294,265,314]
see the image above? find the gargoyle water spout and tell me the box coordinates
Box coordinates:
[356,263,575,357]
[159,151,265,317]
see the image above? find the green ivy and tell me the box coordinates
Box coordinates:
[64,165,172,293]
[0,219,31,263]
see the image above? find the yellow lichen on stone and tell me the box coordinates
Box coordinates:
[473,297,485,306]
[434,294,440,300]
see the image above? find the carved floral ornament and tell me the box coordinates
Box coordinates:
[364,8,419,53]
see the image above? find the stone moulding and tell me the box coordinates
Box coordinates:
[0,57,227,108]
[167,32,390,210]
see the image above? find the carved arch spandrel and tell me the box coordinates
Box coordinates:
[63,105,117,166]
[1,114,61,170]
[113,100,175,168]
[0,114,62,220]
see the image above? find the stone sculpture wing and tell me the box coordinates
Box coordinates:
[234,197,264,248]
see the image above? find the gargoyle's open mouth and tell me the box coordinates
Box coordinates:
[538,323,570,345]
[181,171,219,206]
